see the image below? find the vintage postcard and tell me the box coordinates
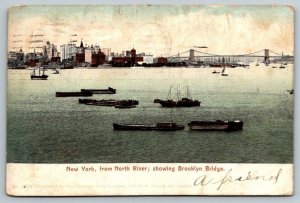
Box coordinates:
[6,5,294,196]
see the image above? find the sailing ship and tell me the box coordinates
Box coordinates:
[279,52,286,69]
[52,68,59,74]
[221,67,228,76]
[157,85,201,107]
[30,67,48,80]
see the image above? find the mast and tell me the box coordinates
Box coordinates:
[187,86,191,99]
[177,84,181,101]
[167,85,172,100]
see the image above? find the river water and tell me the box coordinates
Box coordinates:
[7,65,294,163]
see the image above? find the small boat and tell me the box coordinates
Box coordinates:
[287,89,294,94]
[221,67,228,76]
[188,120,243,131]
[30,67,48,80]
[279,65,285,69]
[255,63,259,66]
[212,70,220,74]
[56,91,93,97]
[272,66,277,68]
[81,87,116,94]
[113,122,185,131]
[52,69,59,74]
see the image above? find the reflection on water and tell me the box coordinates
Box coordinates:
[7,66,294,163]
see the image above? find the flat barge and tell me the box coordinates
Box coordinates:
[79,99,139,106]
[113,122,185,131]
[188,120,243,131]
[56,91,93,97]
[81,87,116,94]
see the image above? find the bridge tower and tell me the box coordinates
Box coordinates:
[189,49,195,61]
[264,49,270,64]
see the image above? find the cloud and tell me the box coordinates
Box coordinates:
[8,6,294,56]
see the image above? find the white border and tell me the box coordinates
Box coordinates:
[1,0,299,202]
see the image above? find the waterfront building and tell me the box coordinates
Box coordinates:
[60,44,76,61]
[43,41,59,60]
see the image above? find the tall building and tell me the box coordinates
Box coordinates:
[44,41,59,59]
[101,48,111,61]
[76,40,85,63]
[84,48,93,63]
[143,55,154,64]
[60,44,76,61]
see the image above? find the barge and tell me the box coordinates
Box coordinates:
[81,87,116,94]
[113,122,185,131]
[56,91,93,97]
[79,99,139,106]
[188,120,243,131]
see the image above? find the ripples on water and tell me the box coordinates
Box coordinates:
[7,66,294,163]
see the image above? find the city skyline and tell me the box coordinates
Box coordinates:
[8,5,294,56]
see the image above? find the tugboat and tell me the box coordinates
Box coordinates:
[188,120,243,131]
[30,67,48,80]
[157,85,201,107]
[113,122,185,131]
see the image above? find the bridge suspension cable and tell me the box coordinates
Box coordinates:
[193,49,266,57]
[269,50,281,56]
[168,48,284,58]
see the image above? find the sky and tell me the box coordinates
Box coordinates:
[7,5,294,57]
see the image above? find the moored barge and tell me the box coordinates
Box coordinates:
[188,120,243,131]
[113,122,185,131]
[79,99,139,106]
[81,87,116,94]
[56,91,93,97]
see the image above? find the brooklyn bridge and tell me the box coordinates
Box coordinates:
[167,48,294,65]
